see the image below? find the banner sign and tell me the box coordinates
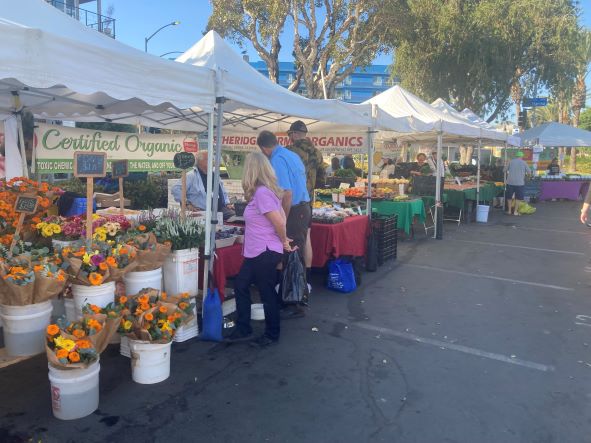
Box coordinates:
[33,123,198,173]
[0,120,4,178]
[221,132,368,154]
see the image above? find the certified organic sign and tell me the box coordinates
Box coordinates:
[34,124,199,173]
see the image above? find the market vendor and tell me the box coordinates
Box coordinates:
[326,156,341,175]
[343,155,363,177]
[377,157,396,179]
[410,153,433,176]
[547,158,560,175]
[171,151,234,219]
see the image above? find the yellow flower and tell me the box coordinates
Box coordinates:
[36,222,46,230]
[161,321,172,333]
[54,336,76,352]
[82,253,91,265]
[123,320,132,330]
[51,224,61,234]
[42,225,54,237]
[92,214,101,220]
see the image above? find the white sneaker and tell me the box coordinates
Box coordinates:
[307,283,312,294]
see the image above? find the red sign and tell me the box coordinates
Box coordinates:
[183,137,199,153]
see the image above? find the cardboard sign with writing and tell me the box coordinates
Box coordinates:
[74,152,107,178]
[14,195,39,214]
[111,159,129,178]
[173,152,195,170]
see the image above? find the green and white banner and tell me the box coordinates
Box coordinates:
[34,123,199,173]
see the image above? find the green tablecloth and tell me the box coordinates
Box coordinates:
[371,199,426,235]
[445,183,498,210]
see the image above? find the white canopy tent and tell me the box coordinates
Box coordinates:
[517,122,591,147]
[0,0,217,139]
[365,86,486,238]
[177,31,422,281]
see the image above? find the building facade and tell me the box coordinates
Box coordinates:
[249,61,397,104]
[45,0,116,38]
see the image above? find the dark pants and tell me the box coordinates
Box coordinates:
[235,249,283,340]
[286,201,312,261]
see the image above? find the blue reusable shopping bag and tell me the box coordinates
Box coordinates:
[201,276,223,342]
[326,259,357,293]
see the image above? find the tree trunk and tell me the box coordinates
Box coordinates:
[569,148,577,172]
[511,78,522,131]
[558,147,565,168]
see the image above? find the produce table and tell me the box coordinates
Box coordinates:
[200,215,370,291]
[538,180,588,201]
[371,199,426,235]
[446,183,498,210]
[310,215,369,268]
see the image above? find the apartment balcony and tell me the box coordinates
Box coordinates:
[46,0,116,38]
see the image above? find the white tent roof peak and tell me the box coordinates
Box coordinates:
[176,31,420,133]
[518,122,591,147]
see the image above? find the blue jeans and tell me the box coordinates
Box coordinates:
[234,249,283,340]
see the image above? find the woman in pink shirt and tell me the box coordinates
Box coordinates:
[227,152,291,348]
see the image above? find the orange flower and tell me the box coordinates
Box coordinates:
[99,262,108,271]
[119,296,128,304]
[181,292,189,299]
[145,313,154,321]
[90,304,102,314]
[159,306,167,314]
[72,329,86,338]
[179,302,188,310]
[119,247,129,255]
[135,308,143,316]
[68,352,80,363]
[88,272,103,286]
[56,349,69,359]
[160,292,167,300]
[57,273,66,282]
[76,340,92,349]
[106,256,116,267]
[138,225,146,232]
[33,265,44,272]
[140,302,150,311]
[46,324,60,336]
[138,295,149,304]
[168,315,176,322]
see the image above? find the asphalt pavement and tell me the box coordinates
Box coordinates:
[2,201,591,443]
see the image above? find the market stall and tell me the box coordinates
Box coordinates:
[538,177,591,201]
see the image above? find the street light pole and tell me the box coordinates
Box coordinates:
[144,21,180,53]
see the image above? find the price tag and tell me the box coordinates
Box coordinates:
[339,183,350,190]
[74,152,107,178]
[354,182,365,188]
[14,195,39,214]
[111,159,129,178]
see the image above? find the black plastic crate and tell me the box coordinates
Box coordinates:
[371,215,398,265]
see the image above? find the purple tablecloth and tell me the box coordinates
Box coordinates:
[539,181,586,201]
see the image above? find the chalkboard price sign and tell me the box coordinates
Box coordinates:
[14,195,39,214]
[174,152,195,170]
[111,159,129,178]
[74,152,107,178]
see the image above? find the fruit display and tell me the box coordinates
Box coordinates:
[315,188,342,196]
[334,168,358,178]
[343,187,365,198]
[312,206,359,224]
[393,195,410,201]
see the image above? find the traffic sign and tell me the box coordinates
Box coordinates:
[523,97,548,107]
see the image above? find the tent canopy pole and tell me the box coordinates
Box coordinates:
[434,132,443,239]
[201,111,215,300]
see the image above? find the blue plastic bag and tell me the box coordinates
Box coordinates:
[326,259,357,293]
[201,287,223,342]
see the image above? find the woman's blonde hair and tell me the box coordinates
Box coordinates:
[242,152,283,201]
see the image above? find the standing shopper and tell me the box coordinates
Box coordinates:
[257,130,311,319]
[286,120,324,292]
[580,184,591,224]
[505,151,531,216]
[227,153,292,348]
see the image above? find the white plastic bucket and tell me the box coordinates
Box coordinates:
[48,360,100,420]
[129,340,172,384]
[64,298,76,323]
[476,204,490,223]
[163,249,199,297]
[251,303,265,321]
[120,336,131,358]
[51,298,66,321]
[0,300,52,316]
[0,304,53,356]
[123,268,163,296]
[71,281,115,319]
[51,239,77,251]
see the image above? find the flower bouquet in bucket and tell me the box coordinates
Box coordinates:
[0,245,68,306]
[115,289,195,384]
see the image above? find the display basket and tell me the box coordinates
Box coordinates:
[371,214,398,264]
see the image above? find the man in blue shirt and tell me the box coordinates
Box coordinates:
[258,130,311,318]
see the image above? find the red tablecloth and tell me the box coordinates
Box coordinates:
[198,243,244,301]
[310,215,369,268]
[201,215,369,292]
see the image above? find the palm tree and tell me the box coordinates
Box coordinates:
[569,30,591,171]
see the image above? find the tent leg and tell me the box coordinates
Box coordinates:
[209,98,225,273]
[435,133,443,240]
[366,127,374,218]
[476,139,481,203]
[202,112,215,306]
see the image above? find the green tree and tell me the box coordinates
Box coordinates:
[386,0,581,122]
[208,0,397,98]
[580,108,591,131]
